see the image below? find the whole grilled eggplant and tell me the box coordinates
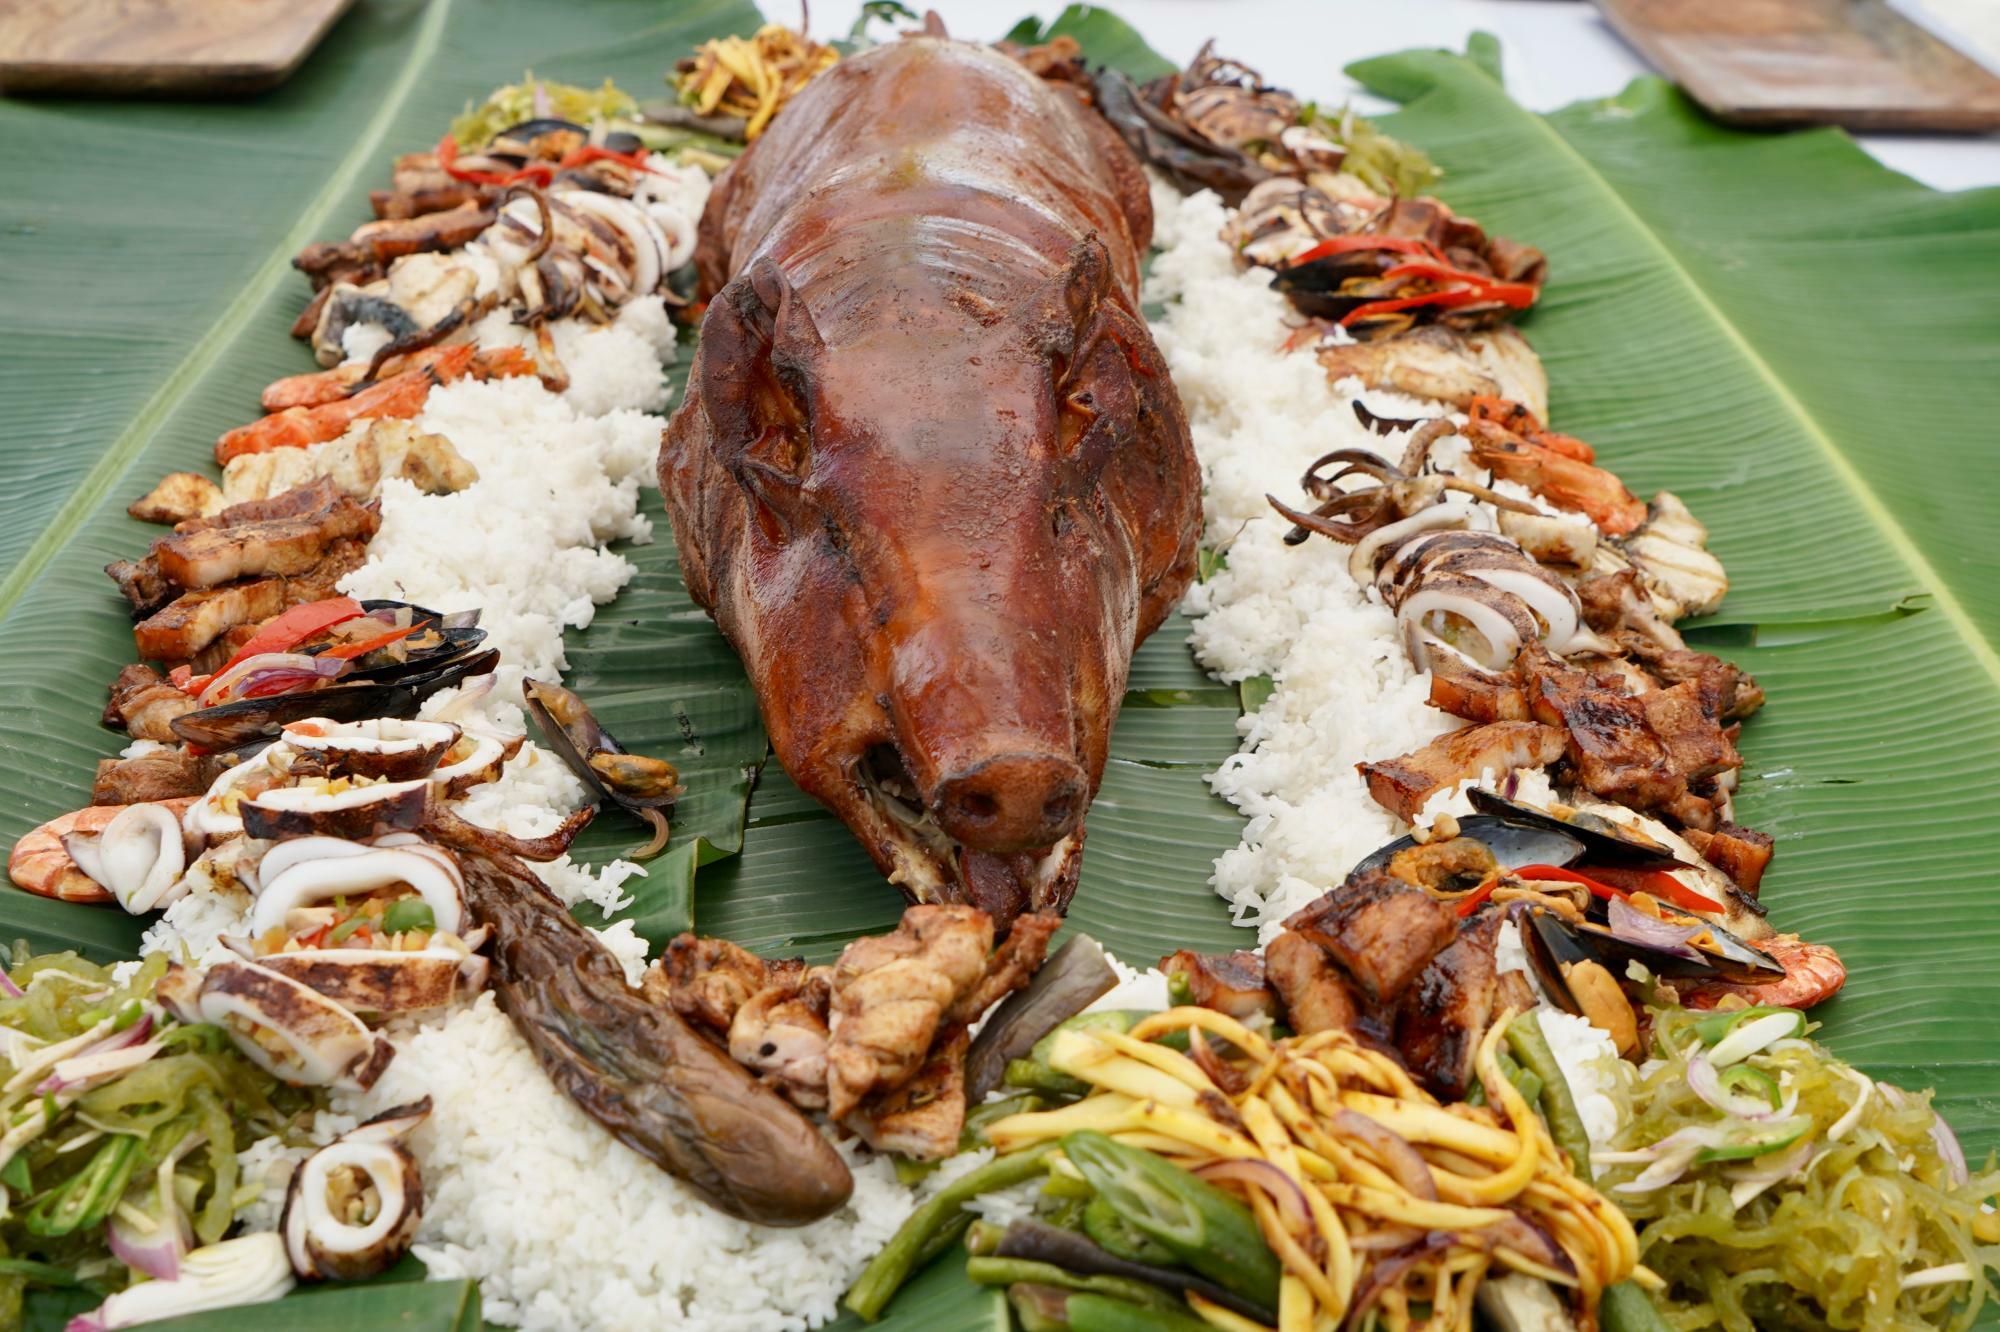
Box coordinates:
[660,37,1201,926]
[459,849,854,1225]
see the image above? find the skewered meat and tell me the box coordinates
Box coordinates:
[652,936,780,1034]
[1283,868,1459,1003]
[726,970,833,1109]
[1358,720,1567,823]
[662,35,1199,925]
[1160,949,1279,1020]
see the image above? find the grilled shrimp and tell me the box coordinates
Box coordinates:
[259,344,535,412]
[220,346,535,462]
[1465,418,1646,536]
[1681,935,1848,1011]
[8,799,196,903]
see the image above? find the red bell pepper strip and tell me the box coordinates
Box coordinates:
[556,144,657,174]
[435,133,555,189]
[1381,260,1539,308]
[1288,235,1444,268]
[1455,876,1500,918]
[1579,865,1724,915]
[1510,863,1627,901]
[208,597,365,682]
[320,623,421,661]
[1338,287,1492,327]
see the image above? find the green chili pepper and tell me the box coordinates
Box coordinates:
[26,1134,140,1237]
[0,1257,77,1285]
[0,1156,29,1194]
[1719,1063,1782,1109]
[1062,1131,1281,1310]
[380,899,436,935]
[1008,1283,1072,1332]
[1166,972,1194,1006]
[844,1142,1056,1320]
[964,1257,1178,1312]
[1692,1005,1800,1047]
[111,999,143,1032]
[1081,1195,1178,1266]
[893,1156,939,1187]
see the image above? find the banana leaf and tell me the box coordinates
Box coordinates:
[3,0,1998,1328]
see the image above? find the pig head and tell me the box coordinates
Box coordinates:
[658,38,1199,926]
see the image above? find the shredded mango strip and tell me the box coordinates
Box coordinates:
[993,1011,1635,1332]
[675,25,839,140]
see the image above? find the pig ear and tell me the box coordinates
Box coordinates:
[701,257,825,469]
[699,258,825,538]
[1015,236,1113,377]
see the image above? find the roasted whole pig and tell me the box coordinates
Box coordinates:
[660,37,1201,925]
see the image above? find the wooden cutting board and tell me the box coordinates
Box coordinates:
[1594,0,2000,131]
[0,0,356,96]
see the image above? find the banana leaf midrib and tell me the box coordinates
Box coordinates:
[0,0,457,627]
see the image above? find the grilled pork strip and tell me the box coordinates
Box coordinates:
[1359,720,1567,823]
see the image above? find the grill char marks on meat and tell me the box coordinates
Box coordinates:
[1283,867,1458,1004]
[1359,721,1567,823]
[1161,949,1279,1020]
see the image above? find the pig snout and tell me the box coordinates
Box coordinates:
[932,752,1087,853]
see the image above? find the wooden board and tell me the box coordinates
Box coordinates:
[1594,0,2000,131]
[0,0,355,96]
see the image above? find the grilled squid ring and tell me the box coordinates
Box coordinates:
[196,959,394,1091]
[281,1099,431,1281]
[248,843,465,938]
[281,718,460,782]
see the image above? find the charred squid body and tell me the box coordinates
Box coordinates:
[661,37,1200,925]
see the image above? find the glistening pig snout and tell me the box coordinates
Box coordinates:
[932,752,1087,853]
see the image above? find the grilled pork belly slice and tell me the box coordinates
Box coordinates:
[132,537,368,660]
[93,749,226,804]
[1426,655,1529,724]
[1683,823,1776,897]
[106,554,179,617]
[1359,720,1566,823]
[153,489,378,590]
[1283,868,1458,1004]
[1160,949,1279,1020]
[1263,931,1361,1035]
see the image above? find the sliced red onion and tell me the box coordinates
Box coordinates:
[1330,1108,1438,1201]
[108,1198,193,1281]
[1606,897,1704,961]
[37,1017,157,1093]
[1725,1136,1815,1209]
[0,967,21,999]
[1686,1050,1798,1122]
[1931,1108,1971,1188]
[198,653,344,707]
[1193,1158,1313,1237]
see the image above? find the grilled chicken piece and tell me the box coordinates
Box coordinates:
[948,912,1060,1022]
[1263,931,1360,1035]
[1283,869,1458,1004]
[222,421,477,502]
[152,490,379,590]
[1426,656,1529,724]
[845,1024,970,1160]
[131,538,368,660]
[653,936,787,1036]
[1314,324,1548,419]
[103,664,196,741]
[128,471,224,525]
[1160,949,1278,1020]
[1394,912,1500,1099]
[1683,823,1775,897]
[105,554,178,617]
[93,749,228,804]
[826,904,993,1119]
[1518,645,1740,828]
[727,968,833,1109]
[1359,721,1567,822]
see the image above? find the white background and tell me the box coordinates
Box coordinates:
[804,0,2000,192]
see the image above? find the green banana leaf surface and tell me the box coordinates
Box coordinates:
[2,0,1998,1327]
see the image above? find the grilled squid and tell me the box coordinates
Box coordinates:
[240,778,430,842]
[281,717,460,781]
[195,959,394,1090]
[282,1099,431,1281]
[62,801,188,914]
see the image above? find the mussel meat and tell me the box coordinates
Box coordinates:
[1522,901,1783,1027]
[522,678,683,858]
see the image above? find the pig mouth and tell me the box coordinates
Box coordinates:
[850,744,1082,924]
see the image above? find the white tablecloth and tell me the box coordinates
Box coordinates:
[807,0,2000,193]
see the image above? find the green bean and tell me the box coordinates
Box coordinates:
[913,1210,974,1269]
[1505,1011,1592,1176]
[1062,1130,1281,1310]
[1081,1195,1178,1266]
[1068,1291,1213,1332]
[893,1156,940,1187]
[843,1142,1056,1321]
[964,1257,1177,1312]
[1600,1281,1675,1332]
[965,1219,1008,1257]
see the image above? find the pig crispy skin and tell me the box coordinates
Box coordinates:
[660,38,1200,925]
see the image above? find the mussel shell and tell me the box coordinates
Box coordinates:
[170,649,501,749]
[1526,904,1783,985]
[521,678,676,813]
[1348,815,1584,882]
[492,117,588,144]
[1466,789,1690,871]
